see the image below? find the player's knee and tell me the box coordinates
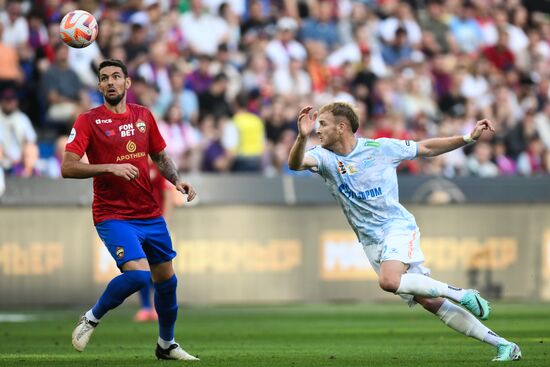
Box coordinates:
[125,270,152,288]
[378,275,401,293]
[154,274,178,294]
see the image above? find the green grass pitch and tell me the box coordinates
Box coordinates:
[1,303,549,366]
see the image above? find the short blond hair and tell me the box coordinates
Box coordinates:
[319,102,359,133]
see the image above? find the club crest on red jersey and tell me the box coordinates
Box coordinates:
[135,120,146,133]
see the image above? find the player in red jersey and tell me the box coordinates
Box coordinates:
[62,59,199,361]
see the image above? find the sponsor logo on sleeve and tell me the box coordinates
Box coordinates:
[337,161,347,174]
[68,128,76,143]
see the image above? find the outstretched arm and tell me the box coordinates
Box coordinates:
[150,150,196,202]
[288,106,319,171]
[417,119,495,158]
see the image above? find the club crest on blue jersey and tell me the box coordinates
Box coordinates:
[362,156,375,169]
[115,246,124,259]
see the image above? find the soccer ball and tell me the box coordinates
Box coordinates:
[59,10,98,48]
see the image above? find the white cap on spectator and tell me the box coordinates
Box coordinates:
[129,11,150,25]
[277,17,298,32]
[143,0,159,8]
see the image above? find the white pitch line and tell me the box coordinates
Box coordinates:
[0,314,37,322]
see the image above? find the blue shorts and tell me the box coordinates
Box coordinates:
[95,217,176,269]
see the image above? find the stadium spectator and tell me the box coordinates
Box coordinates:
[0,22,23,89]
[211,43,242,101]
[0,0,29,49]
[137,41,173,103]
[240,0,275,50]
[157,103,200,172]
[198,73,232,119]
[186,54,214,94]
[378,1,422,47]
[156,68,199,125]
[265,16,307,70]
[123,22,150,73]
[420,0,452,53]
[0,87,37,170]
[494,137,517,176]
[179,0,229,56]
[465,141,499,177]
[300,0,340,51]
[11,142,40,178]
[231,93,265,172]
[448,2,484,54]
[482,30,515,72]
[36,135,68,178]
[272,56,312,98]
[200,115,233,172]
[40,43,89,133]
[380,27,413,67]
[517,135,545,176]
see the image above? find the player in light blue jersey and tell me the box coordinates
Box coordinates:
[288,102,521,362]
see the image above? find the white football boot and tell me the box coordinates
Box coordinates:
[71,314,98,352]
[155,343,200,361]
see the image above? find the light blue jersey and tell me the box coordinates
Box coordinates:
[306,137,418,245]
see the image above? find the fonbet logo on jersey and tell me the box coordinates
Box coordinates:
[119,123,135,137]
[116,140,145,162]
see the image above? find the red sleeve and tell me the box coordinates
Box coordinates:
[65,114,91,157]
[147,110,167,154]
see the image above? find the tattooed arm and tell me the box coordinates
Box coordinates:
[150,150,197,202]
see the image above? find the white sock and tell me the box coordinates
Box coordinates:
[437,299,507,346]
[85,309,100,323]
[396,274,466,302]
[158,337,175,349]
[483,330,509,347]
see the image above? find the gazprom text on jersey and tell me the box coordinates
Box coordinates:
[338,184,382,200]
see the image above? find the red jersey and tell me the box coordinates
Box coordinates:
[66,104,167,224]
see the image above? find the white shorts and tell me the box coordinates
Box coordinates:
[362,227,430,307]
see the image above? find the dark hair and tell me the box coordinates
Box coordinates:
[319,102,360,133]
[98,59,128,78]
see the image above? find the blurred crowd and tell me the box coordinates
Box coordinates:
[1,0,550,180]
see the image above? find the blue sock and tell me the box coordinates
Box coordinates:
[92,270,151,319]
[139,279,153,310]
[154,275,178,342]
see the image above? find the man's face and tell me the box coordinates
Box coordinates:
[316,112,341,149]
[98,66,130,106]
[0,96,17,114]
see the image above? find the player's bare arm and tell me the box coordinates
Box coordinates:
[417,119,495,158]
[61,151,139,181]
[288,106,319,171]
[150,150,196,202]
